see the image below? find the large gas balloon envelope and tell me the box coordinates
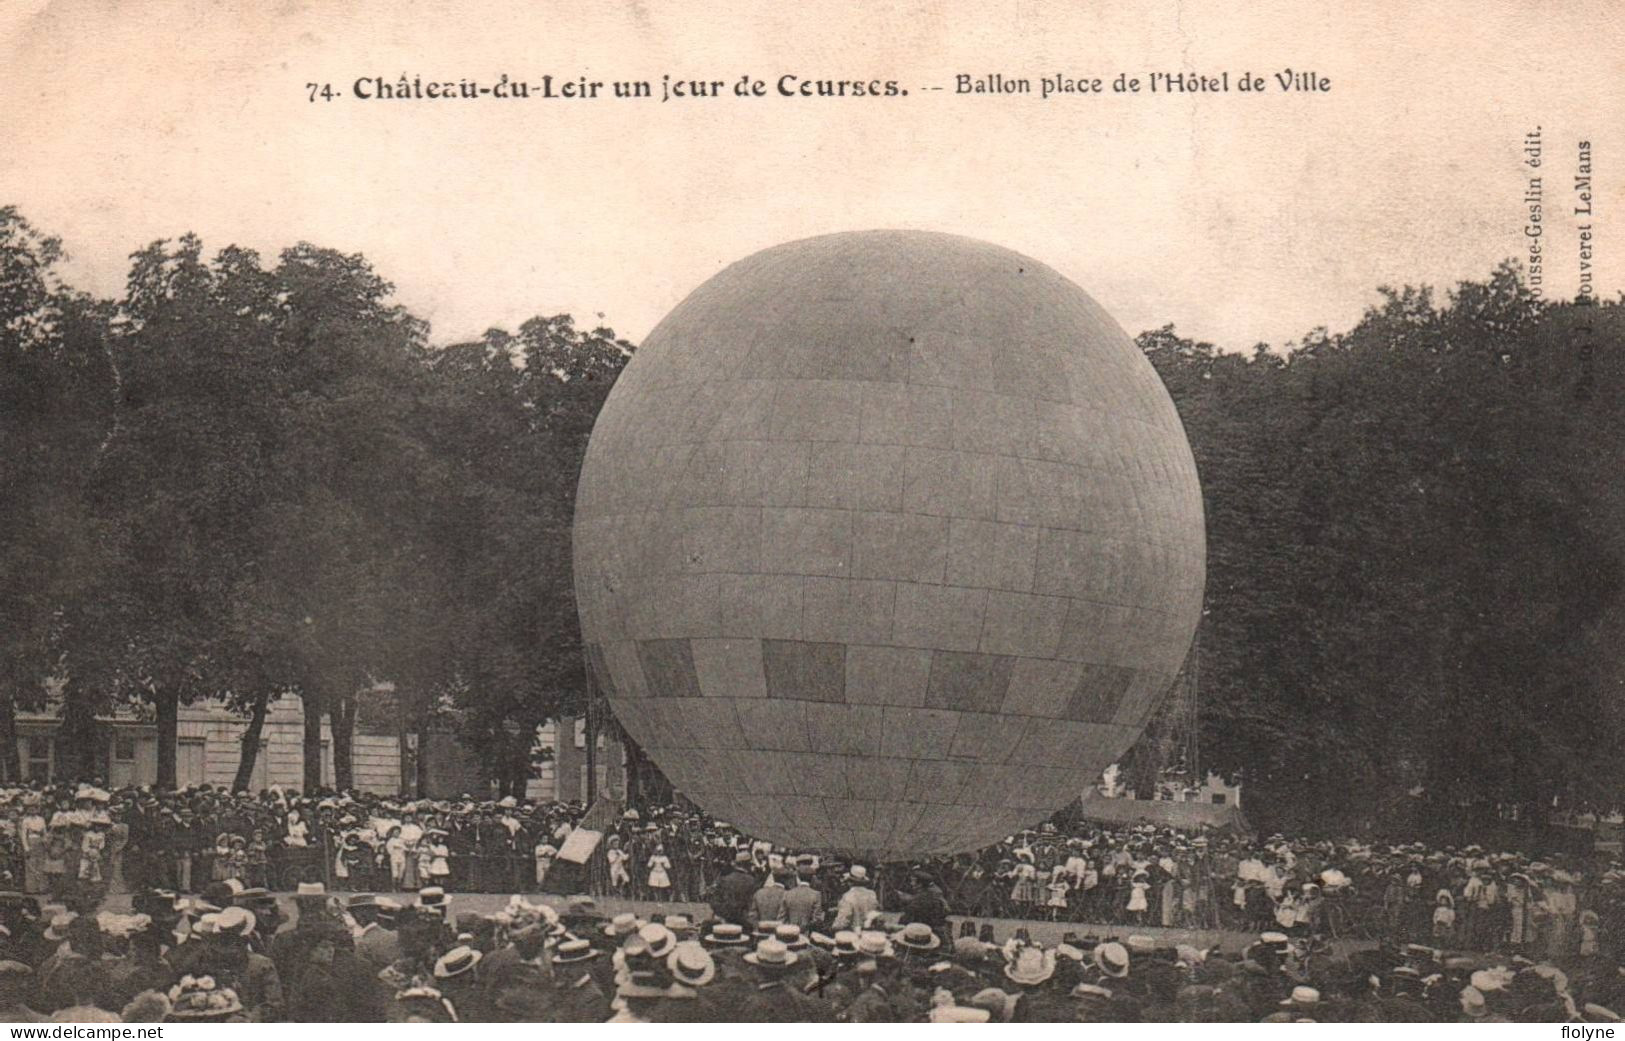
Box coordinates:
[571,230,1205,861]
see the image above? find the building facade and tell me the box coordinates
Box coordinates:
[13,700,612,801]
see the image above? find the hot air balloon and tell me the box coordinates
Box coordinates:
[572,230,1205,861]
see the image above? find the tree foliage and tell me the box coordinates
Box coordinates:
[4,202,1620,830]
[1141,265,1625,835]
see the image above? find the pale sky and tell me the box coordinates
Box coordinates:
[2,0,1619,351]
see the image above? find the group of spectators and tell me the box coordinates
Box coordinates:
[0,862,1618,1022]
[0,779,1619,1022]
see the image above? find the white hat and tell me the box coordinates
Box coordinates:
[666,942,716,987]
[930,1005,991,1023]
[295,882,325,897]
[433,946,482,979]
[1004,946,1055,986]
[846,864,868,882]
[636,923,677,960]
[743,938,799,968]
[215,906,257,937]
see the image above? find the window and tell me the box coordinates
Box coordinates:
[574,718,586,750]
[115,736,137,762]
[1211,793,1227,805]
[26,736,52,782]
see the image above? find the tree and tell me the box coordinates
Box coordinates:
[419,316,633,794]
[1140,267,1625,835]
[0,208,115,780]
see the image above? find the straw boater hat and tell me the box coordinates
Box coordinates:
[636,923,678,960]
[295,882,325,898]
[667,942,717,987]
[753,919,784,938]
[896,922,941,951]
[855,931,894,959]
[845,864,869,882]
[773,922,812,948]
[215,906,256,937]
[703,922,749,946]
[418,887,450,910]
[603,912,645,938]
[44,912,76,942]
[433,946,482,980]
[1093,941,1130,979]
[930,1003,992,1023]
[552,937,600,964]
[831,930,862,958]
[1280,985,1321,1008]
[743,938,799,969]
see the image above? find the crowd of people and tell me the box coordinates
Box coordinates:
[0,779,1618,1022]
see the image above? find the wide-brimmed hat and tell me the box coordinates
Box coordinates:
[418,887,450,909]
[773,923,810,950]
[602,912,645,938]
[968,987,1019,1023]
[44,912,76,941]
[636,923,677,960]
[347,893,377,910]
[896,922,941,951]
[743,938,799,969]
[1281,985,1321,1007]
[831,930,862,958]
[433,946,482,979]
[702,922,749,946]
[855,930,894,958]
[167,976,243,1019]
[930,1004,991,1023]
[552,937,601,964]
[214,906,256,937]
[1004,945,1055,987]
[667,941,717,987]
[753,919,784,938]
[295,882,325,898]
[845,864,869,882]
[1093,941,1130,978]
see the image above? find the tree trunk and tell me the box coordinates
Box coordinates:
[398,710,412,796]
[0,696,20,782]
[58,683,101,781]
[301,693,324,792]
[413,716,431,798]
[232,690,270,793]
[155,688,178,790]
[330,695,355,792]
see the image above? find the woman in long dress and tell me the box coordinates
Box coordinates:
[20,808,47,895]
[1001,857,1040,902]
[385,826,407,890]
[400,836,422,891]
